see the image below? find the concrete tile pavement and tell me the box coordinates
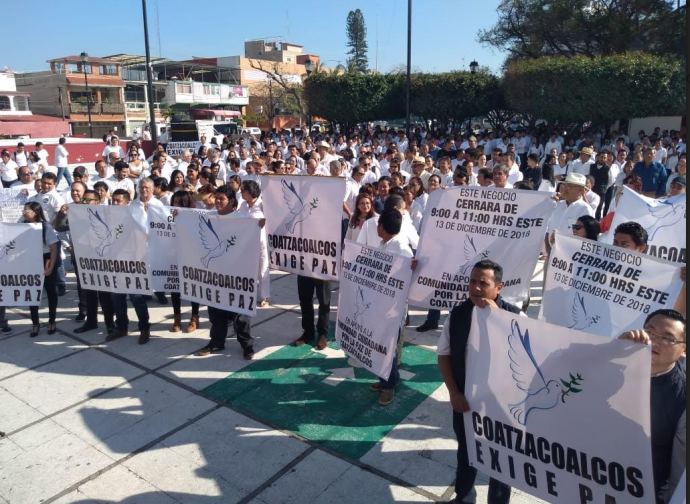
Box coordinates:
[0,269,548,504]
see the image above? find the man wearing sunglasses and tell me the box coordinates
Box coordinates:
[619,309,686,503]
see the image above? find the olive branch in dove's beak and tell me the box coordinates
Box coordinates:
[115,225,124,238]
[310,198,319,209]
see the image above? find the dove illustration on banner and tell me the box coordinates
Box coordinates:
[0,240,16,261]
[282,179,318,234]
[353,286,371,323]
[508,320,584,426]
[199,215,236,268]
[88,208,124,257]
[457,235,490,276]
[646,199,686,240]
[568,292,602,331]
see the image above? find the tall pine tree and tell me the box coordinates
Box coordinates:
[346,9,369,73]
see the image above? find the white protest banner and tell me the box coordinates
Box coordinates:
[465,308,655,504]
[261,175,346,281]
[541,232,682,338]
[147,205,209,293]
[336,240,412,380]
[176,210,261,317]
[602,188,686,264]
[0,223,45,307]
[409,187,555,309]
[0,188,29,223]
[70,205,152,295]
[165,141,198,158]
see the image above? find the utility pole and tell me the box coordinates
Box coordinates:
[406,0,412,139]
[142,0,158,145]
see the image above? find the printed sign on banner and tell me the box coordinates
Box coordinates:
[261,175,346,281]
[0,223,45,306]
[336,240,413,380]
[465,308,656,504]
[147,205,209,293]
[165,141,198,158]
[541,232,682,337]
[0,188,29,223]
[602,188,686,264]
[409,187,556,309]
[175,210,261,317]
[70,205,152,295]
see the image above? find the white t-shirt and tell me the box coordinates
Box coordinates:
[507,163,523,185]
[55,145,69,168]
[13,151,29,167]
[343,178,360,219]
[357,214,419,250]
[107,176,135,195]
[545,140,563,155]
[570,159,594,176]
[437,308,527,356]
[102,145,126,160]
[35,149,49,163]
[586,190,601,212]
[38,221,60,255]
[655,148,668,164]
[0,160,19,182]
[30,190,65,224]
[538,180,557,193]
[378,235,414,259]
[10,180,37,197]
[547,198,595,236]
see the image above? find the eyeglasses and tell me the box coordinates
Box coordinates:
[646,330,686,347]
[571,224,585,231]
[81,197,96,204]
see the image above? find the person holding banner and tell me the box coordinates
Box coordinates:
[545,173,594,255]
[195,186,255,360]
[21,202,59,337]
[107,190,152,345]
[437,260,523,504]
[238,181,270,307]
[619,309,687,503]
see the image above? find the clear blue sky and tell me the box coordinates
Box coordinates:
[0,0,508,74]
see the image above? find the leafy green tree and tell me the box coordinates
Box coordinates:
[479,0,686,60]
[504,53,686,124]
[346,9,369,73]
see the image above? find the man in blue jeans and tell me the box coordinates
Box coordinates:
[55,137,73,188]
[106,190,151,345]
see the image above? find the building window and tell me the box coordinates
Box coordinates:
[70,91,96,104]
[53,62,65,74]
[14,97,28,111]
[125,85,146,103]
[69,63,92,74]
[100,65,118,76]
[286,57,293,63]
[176,83,192,94]
[0,96,10,111]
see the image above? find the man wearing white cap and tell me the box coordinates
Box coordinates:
[545,173,595,256]
[316,141,338,172]
[569,147,596,176]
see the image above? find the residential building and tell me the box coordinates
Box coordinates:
[15,55,126,138]
[0,71,69,138]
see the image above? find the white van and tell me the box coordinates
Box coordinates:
[242,127,262,137]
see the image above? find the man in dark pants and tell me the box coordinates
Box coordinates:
[195,186,255,360]
[437,260,521,504]
[293,276,331,351]
[106,190,151,345]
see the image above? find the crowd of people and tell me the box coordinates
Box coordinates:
[0,123,686,504]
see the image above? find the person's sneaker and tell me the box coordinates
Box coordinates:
[293,335,314,347]
[243,347,255,360]
[195,345,224,357]
[379,389,395,406]
[416,321,439,333]
[316,335,328,351]
[138,330,151,345]
[369,382,384,393]
[74,324,98,334]
[105,329,128,342]
[1,326,12,335]
[75,313,86,323]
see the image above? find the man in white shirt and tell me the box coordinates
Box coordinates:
[492,164,514,189]
[10,167,38,197]
[13,143,28,168]
[108,161,135,200]
[343,163,362,224]
[30,172,65,225]
[91,160,114,189]
[194,135,212,153]
[204,149,228,181]
[400,149,417,174]
[357,195,419,251]
[569,147,595,176]
[34,142,50,164]
[299,158,328,177]
[545,173,595,255]
[585,176,601,213]
[411,156,432,189]
[55,137,72,187]
[654,139,668,166]
[316,141,338,171]
[226,158,247,179]
[504,153,523,186]
[545,134,563,156]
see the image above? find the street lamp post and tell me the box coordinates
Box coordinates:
[142,0,158,145]
[469,60,479,135]
[304,58,315,133]
[80,52,94,138]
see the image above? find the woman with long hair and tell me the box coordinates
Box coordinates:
[346,194,376,242]
[127,145,148,180]
[169,191,202,333]
[539,159,557,193]
[22,202,59,337]
[153,177,173,206]
[572,215,601,242]
[407,176,428,213]
[198,145,208,163]
[169,170,186,193]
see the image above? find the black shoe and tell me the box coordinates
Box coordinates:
[195,345,224,357]
[75,313,87,323]
[30,325,40,338]
[106,326,115,335]
[293,334,314,347]
[155,293,169,305]
[74,324,98,334]
[244,347,255,360]
[105,329,128,342]
[416,322,439,333]
[1,326,12,335]
[48,323,57,336]
[58,288,67,297]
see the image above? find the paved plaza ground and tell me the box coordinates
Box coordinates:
[0,264,549,504]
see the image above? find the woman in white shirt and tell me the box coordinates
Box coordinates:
[346,194,377,242]
[153,177,173,206]
[22,202,60,337]
[538,163,558,193]
[102,136,126,161]
[238,180,270,307]
[528,137,545,161]
[127,145,149,180]
[169,170,186,193]
[0,150,19,188]
[408,176,428,214]
[27,151,48,179]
